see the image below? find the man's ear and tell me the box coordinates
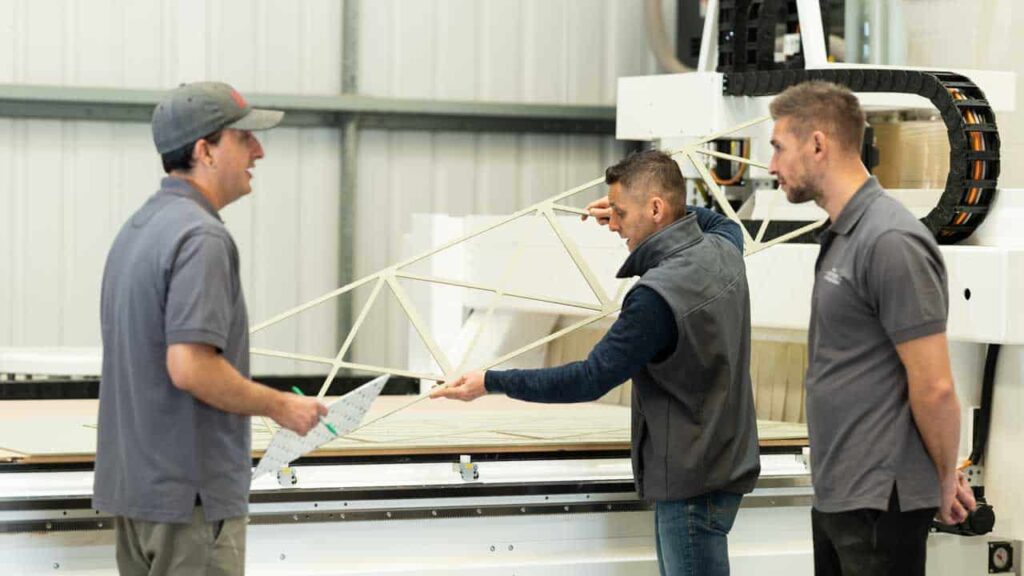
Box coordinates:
[811,131,827,159]
[650,196,665,223]
[193,138,215,169]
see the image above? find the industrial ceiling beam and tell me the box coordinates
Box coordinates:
[0,84,616,135]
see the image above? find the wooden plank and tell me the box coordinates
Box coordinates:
[753,340,770,416]
[0,397,807,463]
[316,276,386,398]
[767,340,784,421]
[783,342,806,422]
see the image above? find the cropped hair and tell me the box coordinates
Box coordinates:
[605,149,687,215]
[161,130,224,174]
[769,81,867,153]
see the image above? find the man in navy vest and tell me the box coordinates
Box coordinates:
[432,150,760,575]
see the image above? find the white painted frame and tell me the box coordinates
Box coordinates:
[249,118,823,406]
[251,176,623,399]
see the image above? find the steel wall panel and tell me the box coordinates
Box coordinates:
[0,0,665,377]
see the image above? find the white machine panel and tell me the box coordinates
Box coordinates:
[747,238,1024,345]
[0,347,101,377]
[617,67,1015,143]
[616,72,770,142]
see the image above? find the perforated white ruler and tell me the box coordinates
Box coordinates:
[251,374,390,480]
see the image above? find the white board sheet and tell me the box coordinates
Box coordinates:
[251,374,389,479]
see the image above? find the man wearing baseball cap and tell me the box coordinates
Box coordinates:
[94,81,326,575]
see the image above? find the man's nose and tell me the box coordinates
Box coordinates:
[251,137,265,159]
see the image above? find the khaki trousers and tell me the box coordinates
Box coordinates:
[114,507,246,576]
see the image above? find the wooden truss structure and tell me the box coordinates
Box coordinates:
[249,115,824,402]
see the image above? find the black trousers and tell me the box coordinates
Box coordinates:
[811,487,937,576]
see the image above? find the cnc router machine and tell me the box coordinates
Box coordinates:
[0,1,1020,574]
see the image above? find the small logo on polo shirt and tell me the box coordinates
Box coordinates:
[824,267,842,285]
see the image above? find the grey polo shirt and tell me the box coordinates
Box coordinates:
[94,177,251,524]
[806,177,947,514]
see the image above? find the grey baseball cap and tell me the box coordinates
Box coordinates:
[151,81,284,154]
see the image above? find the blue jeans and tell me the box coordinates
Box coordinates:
[655,490,743,576]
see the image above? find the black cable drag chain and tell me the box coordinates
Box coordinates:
[724,68,1001,244]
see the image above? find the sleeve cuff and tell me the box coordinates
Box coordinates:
[484,371,505,394]
[889,319,946,345]
[166,328,228,351]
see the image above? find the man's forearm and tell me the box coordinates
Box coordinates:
[487,285,676,403]
[486,361,620,403]
[168,346,283,419]
[909,378,961,480]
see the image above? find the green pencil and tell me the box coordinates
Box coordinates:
[290,386,338,436]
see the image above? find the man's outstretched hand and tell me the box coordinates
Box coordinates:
[429,370,487,402]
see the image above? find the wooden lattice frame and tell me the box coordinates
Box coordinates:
[249,116,823,403]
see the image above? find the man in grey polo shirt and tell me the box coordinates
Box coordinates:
[95,82,327,575]
[768,81,976,575]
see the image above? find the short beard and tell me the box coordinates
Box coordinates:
[785,183,820,204]
[784,166,823,204]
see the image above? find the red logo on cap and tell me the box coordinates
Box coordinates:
[230,89,248,109]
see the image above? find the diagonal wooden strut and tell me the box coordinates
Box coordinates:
[385,272,454,377]
[315,276,386,399]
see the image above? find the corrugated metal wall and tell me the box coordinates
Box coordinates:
[0,0,668,374]
[351,0,664,368]
[0,0,345,375]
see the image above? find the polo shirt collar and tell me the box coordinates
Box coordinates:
[159,176,222,221]
[617,213,703,278]
[829,176,882,236]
